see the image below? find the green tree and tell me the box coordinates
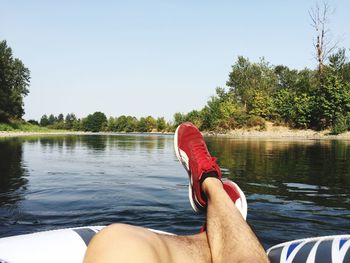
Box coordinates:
[274,66,317,94]
[48,114,56,125]
[274,89,314,128]
[331,114,349,135]
[248,90,274,119]
[116,115,128,131]
[107,117,117,131]
[313,74,350,129]
[57,113,64,122]
[40,114,49,126]
[138,116,156,132]
[201,87,246,131]
[201,96,222,130]
[173,112,186,127]
[226,56,277,111]
[65,113,77,130]
[156,117,166,132]
[138,117,147,132]
[27,119,39,125]
[185,110,203,129]
[125,116,138,132]
[292,93,314,128]
[341,62,350,84]
[145,116,156,132]
[72,118,83,130]
[329,48,350,84]
[0,40,30,122]
[83,112,107,132]
[274,65,299,90]
[329,48,346,72]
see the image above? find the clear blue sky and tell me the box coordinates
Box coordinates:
[1,1,349,121]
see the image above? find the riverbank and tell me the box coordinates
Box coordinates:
[1,122,350,139]
[204,129,350,140]
[1,128,350,139]
[203,122,350,140]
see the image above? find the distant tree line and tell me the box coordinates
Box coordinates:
[173,49,350,134]
[38,112,173,133]
[0,40,30,122]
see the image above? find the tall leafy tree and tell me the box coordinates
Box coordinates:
[145,116,156,132]
[201,87,246,131]
[138,117,147,132]
[329,48,346,72]
[313,73,350,129]
[329,48,350,84]
[40,114,49,126]
[107,117,118,131]
[274,89,314,128]
[138,116,156,132]
[226,56,277,111]
[156,117,166,132]
[65,113,77,129]
[0,40,30,122]
[57,113,64,122]
[116,115,128,131]
[125,116,138,132]
[83,112,107,132]
[173,112,186,127]
[48,114,56,125]
[184,110,203,129]
[249,90,274,119]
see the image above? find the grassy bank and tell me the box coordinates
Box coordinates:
[0,120,66,133]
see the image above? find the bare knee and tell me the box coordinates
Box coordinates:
[84,224,170,263]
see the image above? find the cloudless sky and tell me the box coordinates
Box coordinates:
[1,1,350,121]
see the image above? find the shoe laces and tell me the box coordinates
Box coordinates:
[192,142,217,172]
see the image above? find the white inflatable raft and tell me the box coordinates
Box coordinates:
[0,226,104,263]
[0,226,349,263]
[267,234,350,263]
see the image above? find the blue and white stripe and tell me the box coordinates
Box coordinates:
[267,234,350,263]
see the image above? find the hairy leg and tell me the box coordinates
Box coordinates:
[203,177,268,263]
[84,179,268,263]
[84,223,211,263]
[159,232,211,263]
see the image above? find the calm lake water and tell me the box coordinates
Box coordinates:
[0,134,350,249]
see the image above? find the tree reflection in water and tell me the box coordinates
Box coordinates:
[0,138,28,206]
[206,138,350,209]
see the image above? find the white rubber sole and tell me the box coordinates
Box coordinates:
[174,125,200,213]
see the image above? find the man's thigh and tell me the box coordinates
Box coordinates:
[84,224,171,263]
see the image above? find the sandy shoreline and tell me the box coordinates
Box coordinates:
[203,130,350,140]
[1,129,350,140]
[204,122,350,140]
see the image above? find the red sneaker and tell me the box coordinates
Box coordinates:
[174,122,222,212]
[223,179,248,220]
